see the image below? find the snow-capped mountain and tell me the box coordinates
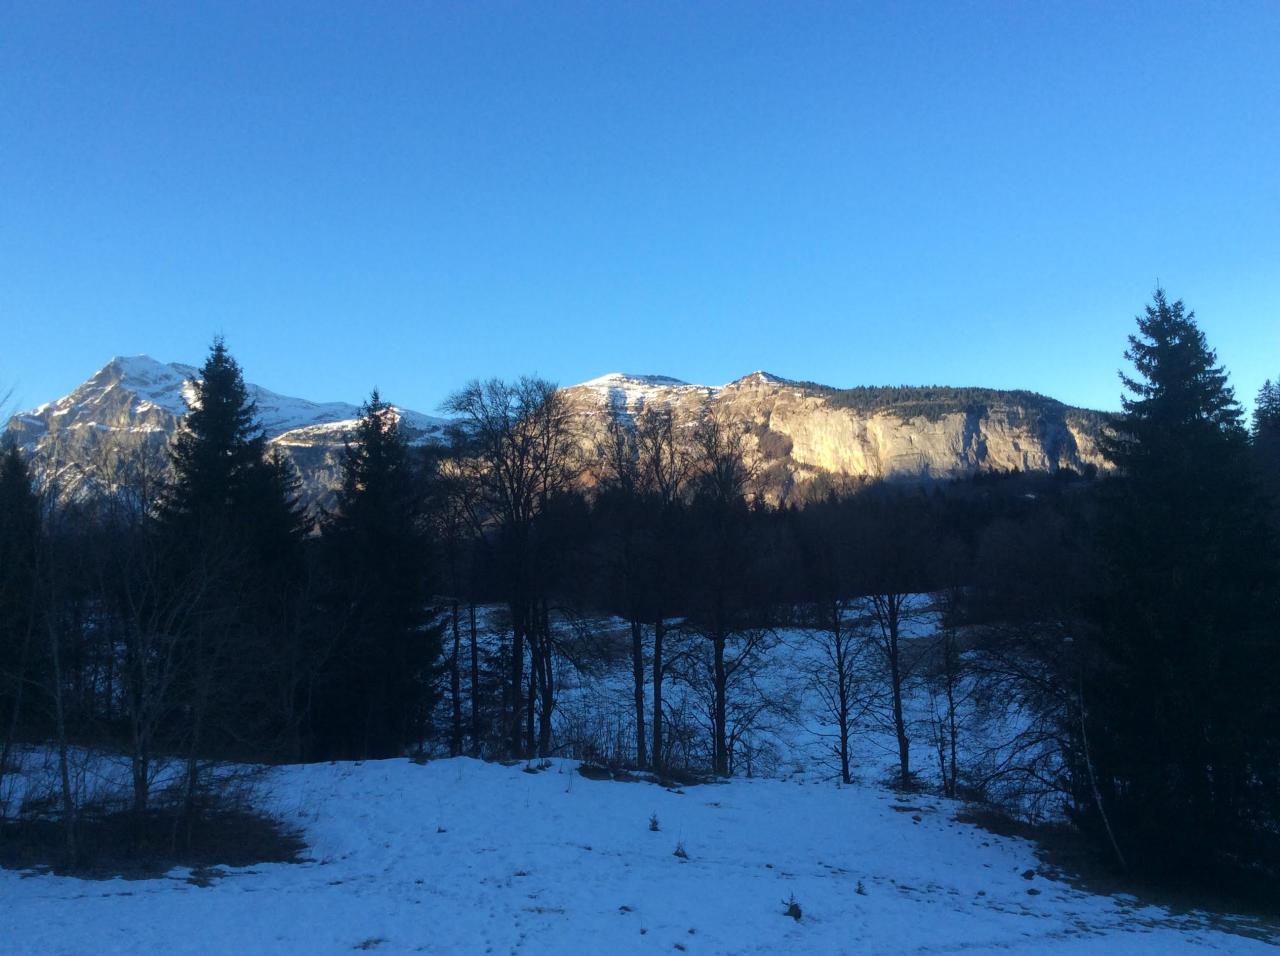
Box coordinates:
[569,370,797,405]
[9,355,446,444]
[6,357,1109,508]
[5,356,448,505]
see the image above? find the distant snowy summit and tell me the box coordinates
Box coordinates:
[5,355,448,505]
[11,355,446,445]
[569,372,710,409]
[728,370,797,387]
[576,373,692,389]
[571,369,796,392]
[566,369,802,409]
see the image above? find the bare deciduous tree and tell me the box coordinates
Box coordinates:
[443,377,579,757]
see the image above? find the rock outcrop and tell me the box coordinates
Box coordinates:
[562,372,1108,501]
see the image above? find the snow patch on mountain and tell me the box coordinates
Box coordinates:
[577,372,692,389]
[727,370,797,387]
[569,372,718,411]
[272,407,449,447]
[569,370,803,408]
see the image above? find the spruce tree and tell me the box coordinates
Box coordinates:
[0,439,42,748]
[158,337,309,759]
[316,390,441,759]
[162,337,268,533]
[1088,290,1280,878]
[1254,378,1280,507]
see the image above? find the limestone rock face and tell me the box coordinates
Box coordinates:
[7,359,1109,508]
[562,371,1109,500]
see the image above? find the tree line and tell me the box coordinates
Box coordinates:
[2,291,1278,886]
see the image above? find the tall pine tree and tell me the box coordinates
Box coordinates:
[158,337,309,759]
[1087,290,1280,878]
[1254,377,1280,510]
[315,390,441,759]
[0,439,43,753]
[163,338,269,531]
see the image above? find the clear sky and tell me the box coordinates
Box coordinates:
[3,2,1278,417]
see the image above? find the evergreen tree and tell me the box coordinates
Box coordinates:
[162,337,269,533]
[0,439,42,751]
[241,444,313,756]
[1254,378,1280,435]
[157,337,309,759]
[1087,290,1280,877]
[1253,378,1280,507]
[315,390,441,759]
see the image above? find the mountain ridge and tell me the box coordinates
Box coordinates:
[6,355,1111,506]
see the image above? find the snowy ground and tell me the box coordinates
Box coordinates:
[3,757,1273,955]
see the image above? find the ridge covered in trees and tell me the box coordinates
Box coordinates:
[821,383,1105,430]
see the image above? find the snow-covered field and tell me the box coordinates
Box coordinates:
[3,756,1272,955]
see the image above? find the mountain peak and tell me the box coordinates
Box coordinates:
[727,370,794,387]
[575,372,691,389]
[70,355,197,417]
[102,353,172,373]
[94,354,195,382]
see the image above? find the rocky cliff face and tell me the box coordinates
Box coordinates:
[6,358,1108,508]
[562,371,1108,501]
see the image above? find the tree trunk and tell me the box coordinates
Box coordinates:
[130,683,150,837]
[834,604,851,785]
[48,617,78,867]
[536,662,553,756]
[651,617,664,772]
[450,601,462,757]
[509,605,526,758]
[1080,676,1127,870]
[713,627,728,777]
[534,603,554,757]
[945,636,959,798]
[469,603,480,756]
[525,656,536,757]
[890,646,909,785]
[882,596,910,786]
[630,619,647,768]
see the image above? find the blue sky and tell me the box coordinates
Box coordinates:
[3,2,1278,416]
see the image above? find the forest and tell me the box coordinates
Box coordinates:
[2,290,1278,892]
